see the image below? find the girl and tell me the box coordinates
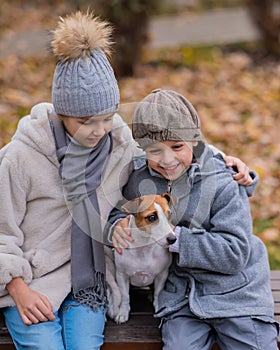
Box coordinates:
[0,11,141,350]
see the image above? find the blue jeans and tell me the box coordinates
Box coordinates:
[3,293,106,350]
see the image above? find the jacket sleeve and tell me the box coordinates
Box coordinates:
[244,170,258,197]
[103,158,148,245]
[210,147,259,197]
[177,174,252,275]
[0,156,33,296]
[103,200,128,246]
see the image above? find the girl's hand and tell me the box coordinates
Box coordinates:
[6,277,56,325]
[224,155,253,186]
[112,216,133,254]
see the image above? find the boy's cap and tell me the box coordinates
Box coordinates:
[51,11,120,117]
[132,89,202,148]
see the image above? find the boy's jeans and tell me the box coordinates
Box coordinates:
[160,304,279,350]
[3,293,105,350]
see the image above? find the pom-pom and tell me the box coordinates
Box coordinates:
[50,11,113,61]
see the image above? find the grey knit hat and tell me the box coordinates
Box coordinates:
[51,11,120,117]
[132,89,202,148]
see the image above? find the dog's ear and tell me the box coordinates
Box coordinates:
[161,193,178,207]
[121,198,142,214]
[121,196,157,214]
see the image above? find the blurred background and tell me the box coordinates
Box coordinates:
[0,0,280,266]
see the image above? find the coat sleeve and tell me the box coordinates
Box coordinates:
[210,148,259,197]
[103,200,128,246]
[103,157,147,245]
[0,156,33,296]
[177,174,252,275]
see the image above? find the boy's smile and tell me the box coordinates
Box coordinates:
[145,140,197,181]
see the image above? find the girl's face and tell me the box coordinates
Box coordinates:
[60,113,114,147]
[145,140,197,181]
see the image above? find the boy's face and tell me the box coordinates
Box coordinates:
[145,140,197,181]
[60,113,114,147]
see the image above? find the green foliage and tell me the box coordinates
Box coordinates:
[145,45,221,69]
[198,0,244,10]
[267,245,280,270]
[16,106,30,119]
[254,218,280,270]
[254,217,275,235]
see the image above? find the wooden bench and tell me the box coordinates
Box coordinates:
[1,270,280,350]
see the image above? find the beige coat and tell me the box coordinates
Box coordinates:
[0,102,142,311]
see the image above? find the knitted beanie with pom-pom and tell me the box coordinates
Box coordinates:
[51,11,120,117]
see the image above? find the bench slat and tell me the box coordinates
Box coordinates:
[1,270,280,350]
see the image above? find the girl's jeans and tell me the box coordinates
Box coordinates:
[3,293,106,350]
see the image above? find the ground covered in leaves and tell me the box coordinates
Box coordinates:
[1,0,280,267]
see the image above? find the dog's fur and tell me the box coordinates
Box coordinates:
[106,193,176,324]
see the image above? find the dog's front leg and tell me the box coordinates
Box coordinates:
[115,271,131,324]
[153,269,169,312]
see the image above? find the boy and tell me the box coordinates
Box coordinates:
[109,89,278,349]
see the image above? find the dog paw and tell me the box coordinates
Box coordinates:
[106,305,119,320]
[114,312,129,324]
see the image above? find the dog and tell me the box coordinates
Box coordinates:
[106,193,177,324]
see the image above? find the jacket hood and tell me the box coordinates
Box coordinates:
[12,103,59,164]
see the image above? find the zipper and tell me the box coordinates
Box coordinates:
[167,180,172,193]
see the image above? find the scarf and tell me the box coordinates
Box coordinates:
[50,114,111,310]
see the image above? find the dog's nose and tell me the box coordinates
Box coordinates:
[166,234,177,245]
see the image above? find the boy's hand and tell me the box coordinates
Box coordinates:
[224,155,253,186]
[112,216,134,254]
[6,277,56,325]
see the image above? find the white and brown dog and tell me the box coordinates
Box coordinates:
[106,193,177,324]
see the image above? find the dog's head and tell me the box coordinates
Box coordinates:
[121,193,177,247]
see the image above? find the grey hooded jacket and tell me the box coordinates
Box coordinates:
[108,143,274,320]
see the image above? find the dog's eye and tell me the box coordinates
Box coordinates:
[146,213,158,223]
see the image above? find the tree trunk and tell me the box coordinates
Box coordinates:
[246,0,280,57]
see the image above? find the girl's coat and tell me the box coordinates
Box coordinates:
[0,102,142,311]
